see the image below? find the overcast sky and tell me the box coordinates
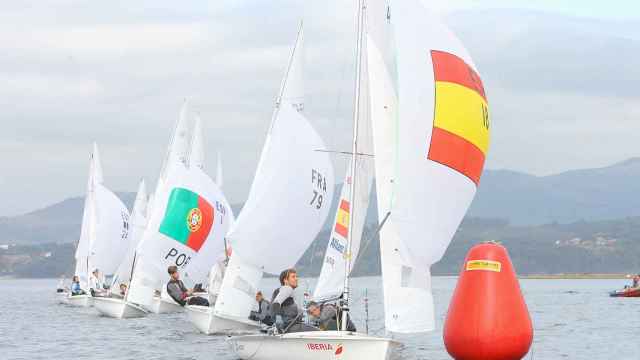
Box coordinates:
[1,0,639,216]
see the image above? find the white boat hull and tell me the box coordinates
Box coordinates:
[93,297,148,319]
[228,331,396,360]
[65,294,93,307]
[186,305,261,335]
[147,296,184,314]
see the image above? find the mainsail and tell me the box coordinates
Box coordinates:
[89,183,131,276]
[111,179,148,289]
[154,100,191,200]
[216,24,334,320]
[367,0,491,333]
[189,115,205,170]
[226,24,334,275]
[74,145,98,289]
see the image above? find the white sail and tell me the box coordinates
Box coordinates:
[111,179,148,288]
[227,24,334,275]
[127,164,232,307]
[155,100,191,197]
[88,183,131,276]
[314,45,375,300]
[74,148,98,289]
[92,142,104,185]
[368,0,490,333]
[189,115,205,170]
[74,144,129,286]
[213,254,263,320]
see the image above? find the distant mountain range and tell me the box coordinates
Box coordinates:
[1,158,640,246]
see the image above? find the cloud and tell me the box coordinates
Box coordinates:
[0,2,638,216]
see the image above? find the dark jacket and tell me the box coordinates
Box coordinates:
[315,303,356,331]
[270,286,299,327]
[167,279,189,306]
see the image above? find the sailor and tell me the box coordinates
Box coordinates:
[307,301,356,331]
[118,283,128,297]
[632,274,640,288]
[70,275,85,296]
[166,265,209,306]
[249,291,273,325]
[89,269,106,297]
[270,268,317,333]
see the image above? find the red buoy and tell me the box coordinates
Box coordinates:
[444,242,533,360]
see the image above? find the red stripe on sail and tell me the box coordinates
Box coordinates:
[428,127,485,185]
[339,200,350,212]
[431,50,486,101]
[186,197,214,252]
[335,223,348,238]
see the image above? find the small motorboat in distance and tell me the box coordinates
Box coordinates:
[610,287,640,297]
[611,275,640,297]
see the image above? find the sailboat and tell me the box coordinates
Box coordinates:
[175,116,236,308]
[185,23,335,335]
[229,0,490,358]
[93,179,149,318]
[68,143,131,308]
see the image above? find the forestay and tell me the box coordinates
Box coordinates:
[227,25,334,275]
[367,0,490,333]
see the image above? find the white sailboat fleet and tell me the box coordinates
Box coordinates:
[229,0,490,358]
[62,1,490,358]
[93,103,233,318]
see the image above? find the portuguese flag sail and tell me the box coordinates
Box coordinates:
[159,187,214,252]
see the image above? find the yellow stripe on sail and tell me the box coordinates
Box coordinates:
[434,82,490,154]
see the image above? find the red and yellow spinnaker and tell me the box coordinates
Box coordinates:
[334,200,350,238]
[428,50,490,185]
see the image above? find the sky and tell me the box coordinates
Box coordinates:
[1,0,639,216]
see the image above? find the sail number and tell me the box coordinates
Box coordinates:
[481,104,490,130]
[215,201,227,224]
[310,169,328,210]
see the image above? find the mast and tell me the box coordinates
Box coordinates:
[341,0,366,331]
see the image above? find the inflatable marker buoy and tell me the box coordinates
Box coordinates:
[444,242,533,360]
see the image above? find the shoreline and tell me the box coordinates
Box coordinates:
[2,273,634,280]
[518,273,631,279]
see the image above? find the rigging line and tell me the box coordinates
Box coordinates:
[353,211,391,267]
[313,149,374,157]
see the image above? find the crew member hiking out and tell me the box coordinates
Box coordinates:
[270,268,317,333]
[166,265,209,306]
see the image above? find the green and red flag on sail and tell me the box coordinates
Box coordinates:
[159,187,214,252]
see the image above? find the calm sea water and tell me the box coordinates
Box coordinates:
[0,277,638,360]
